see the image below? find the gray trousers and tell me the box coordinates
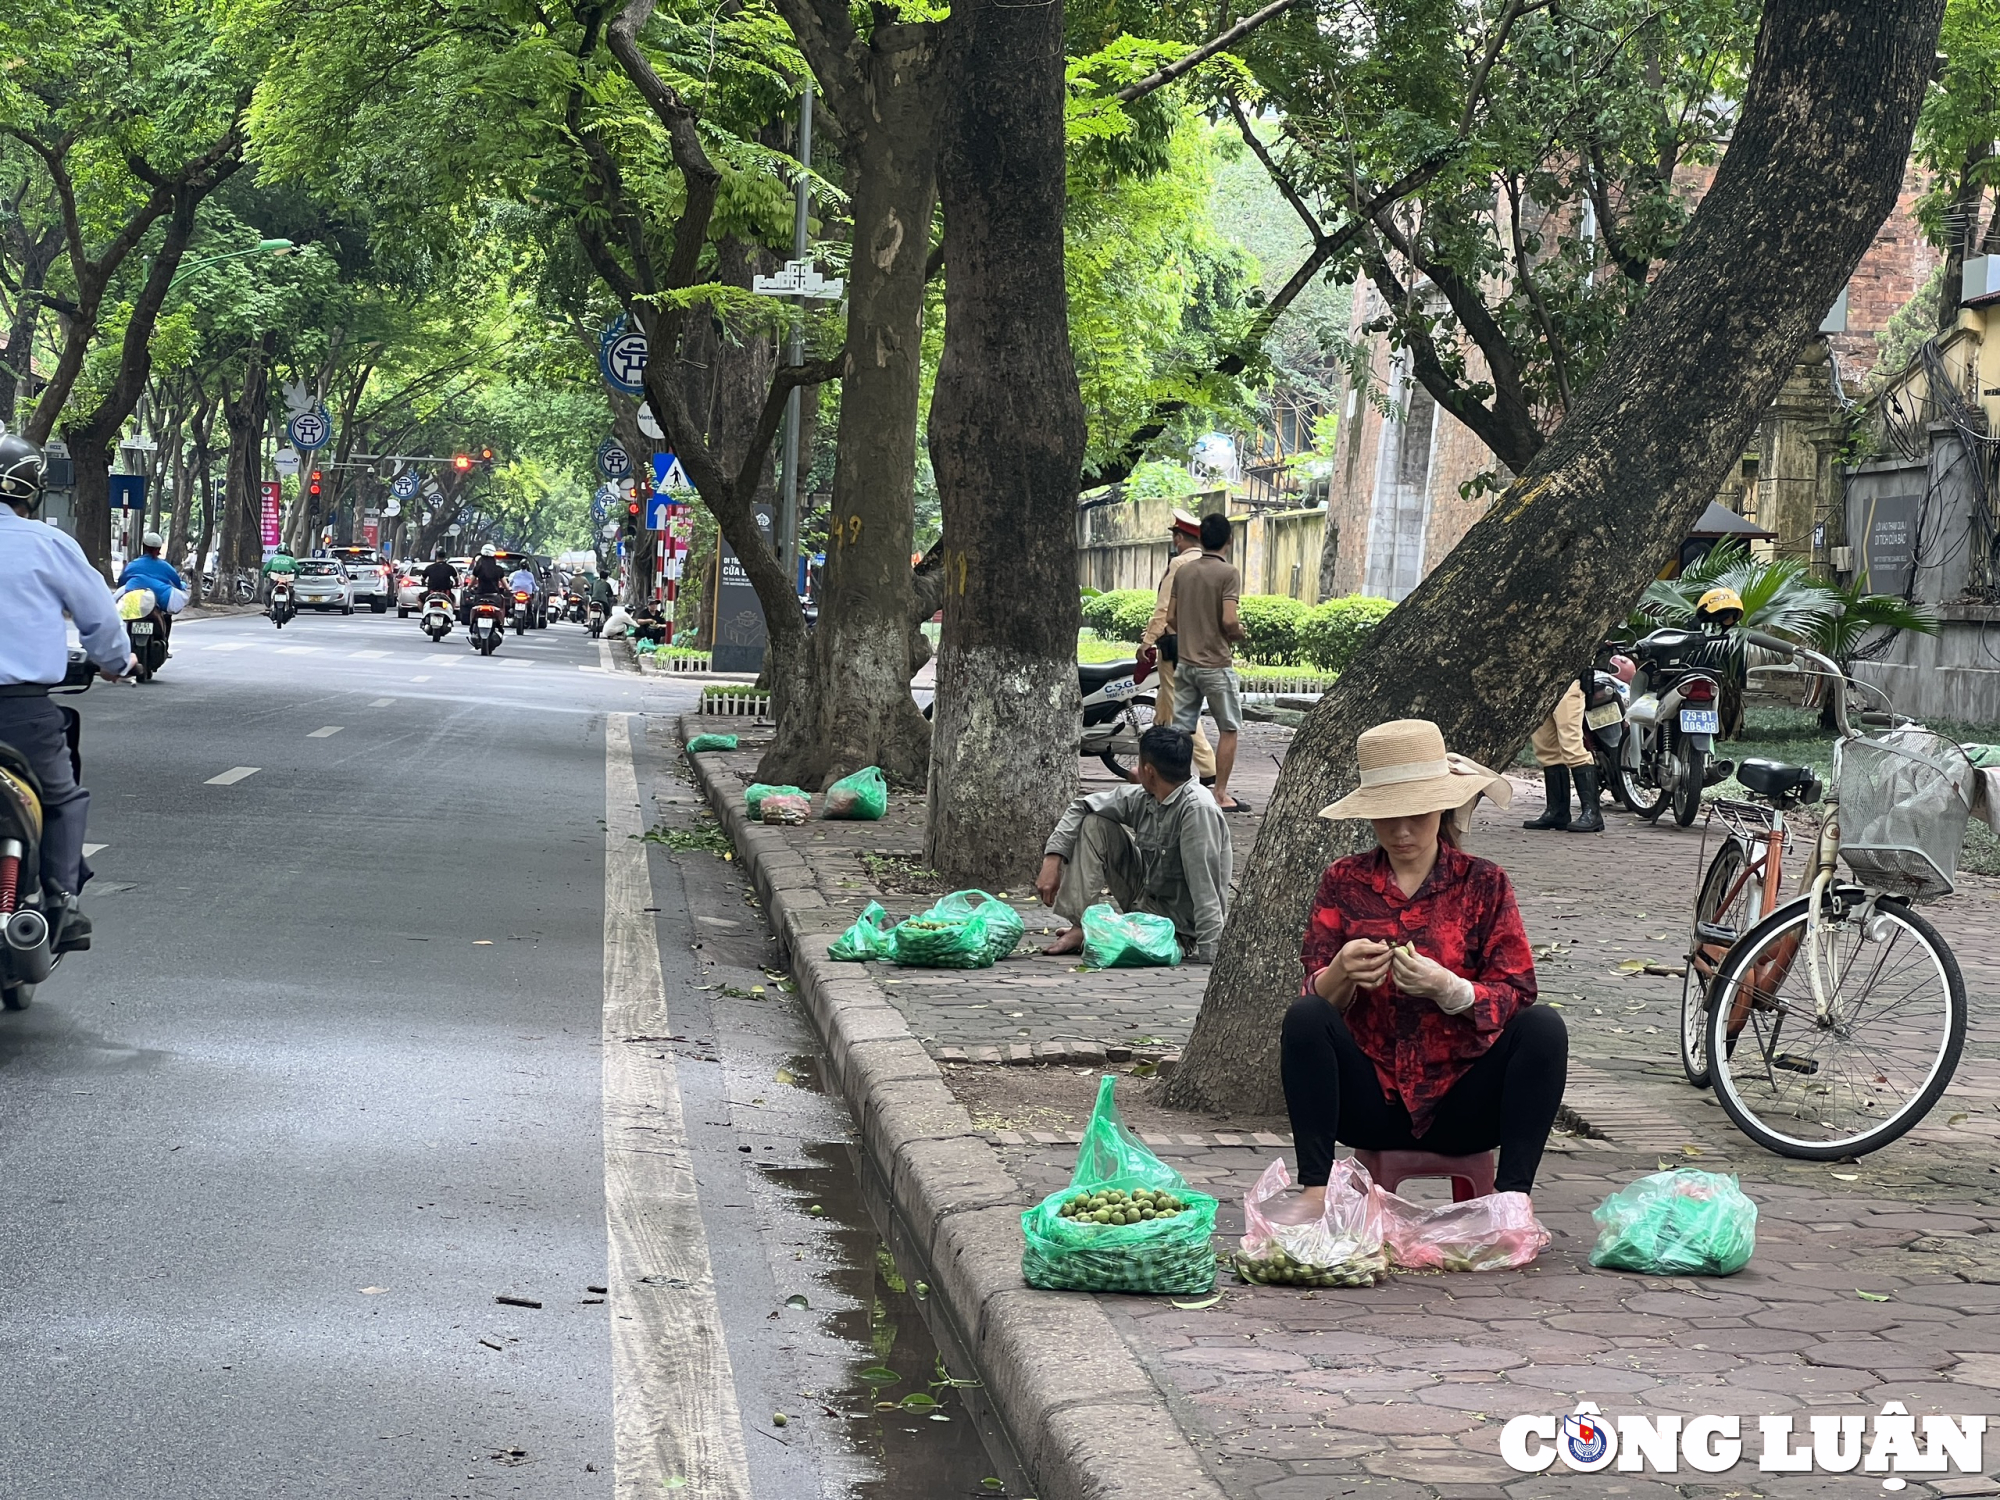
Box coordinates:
[1054,814,1176,929]
[0,696,90,895]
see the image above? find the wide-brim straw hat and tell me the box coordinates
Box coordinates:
[1318,718,1511,821]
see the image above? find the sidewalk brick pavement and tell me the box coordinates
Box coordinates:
[684,715,2000,1499]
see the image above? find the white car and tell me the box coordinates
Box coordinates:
[292,559,355,613]
[327,546,394,613]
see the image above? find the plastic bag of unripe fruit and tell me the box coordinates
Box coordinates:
[1020,1076,1218,1295]
[1232,1157,1390,1288]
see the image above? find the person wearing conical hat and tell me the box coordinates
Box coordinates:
[1286,719,1567,1212]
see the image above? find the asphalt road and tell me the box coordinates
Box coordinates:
[0,608,997,1499]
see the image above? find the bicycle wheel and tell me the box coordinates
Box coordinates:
[1707,893,1965,1159]
[1681,836,1757,1088]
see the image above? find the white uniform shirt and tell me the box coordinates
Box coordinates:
[0,510,128,686]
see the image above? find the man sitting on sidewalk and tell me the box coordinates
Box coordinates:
[1034,725,1232,963]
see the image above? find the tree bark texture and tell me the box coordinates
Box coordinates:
[1165,0,1946,1116]
[217,337,272,581]
[764,8,946,789]
[923,0,1088,884]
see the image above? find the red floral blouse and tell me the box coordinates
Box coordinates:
[1300,843,1537,1136]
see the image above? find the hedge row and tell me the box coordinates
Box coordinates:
[1081,588,1396,672]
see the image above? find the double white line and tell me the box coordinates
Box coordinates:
[601,714,751,1498]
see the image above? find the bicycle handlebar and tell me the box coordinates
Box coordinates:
[1742,628,1796,655]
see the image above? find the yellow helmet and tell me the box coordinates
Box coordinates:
[1695,586,1744,624]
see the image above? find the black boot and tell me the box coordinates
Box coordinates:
[1569,766,1605,832]
[1523,766,1571,830]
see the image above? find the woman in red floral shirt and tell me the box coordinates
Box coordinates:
[1285,719,1567,1207]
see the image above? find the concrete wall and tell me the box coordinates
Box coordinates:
[1850,608,2000,723]
[1076,489,1331,604]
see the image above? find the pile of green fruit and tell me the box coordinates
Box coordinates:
[1231,1245,1385,1288]
[1057,1187,1188,1225]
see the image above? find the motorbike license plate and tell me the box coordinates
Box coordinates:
[130,622,153,635]
[1583,701,1623,730]
[1680,708,1720,734]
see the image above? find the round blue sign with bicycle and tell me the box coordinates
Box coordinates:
[597,438,633,480]
[287,407,331,451]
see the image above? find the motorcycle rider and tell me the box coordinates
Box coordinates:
[586,569,616,611]
[261,542,298,598]
[0,430,136,953]
[420,548,459,600]
[116,531,185,651]
[463,543,506,622]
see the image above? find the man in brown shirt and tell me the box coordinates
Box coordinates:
[1138,508,1216,782]
[1167,512,1248,811]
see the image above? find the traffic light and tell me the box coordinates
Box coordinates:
[308,469,322,500]
[479,447,494,463]
[452,454,472,472]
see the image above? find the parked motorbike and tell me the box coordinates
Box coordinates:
[469,598,505,656]
[1081,658,1157,780]
[511,590,533,636]
[1618,627,1735,826]
[420,591,454,643]
[267,578,296,630]
[1581,647,1634,813]
[0,650,95,1011]
[587,600,606,638]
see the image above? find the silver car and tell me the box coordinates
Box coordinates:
[292,559,355,613]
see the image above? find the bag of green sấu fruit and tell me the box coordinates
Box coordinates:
[1020,1075,1218,1295]
[685,733,738,753]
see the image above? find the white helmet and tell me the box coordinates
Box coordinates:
[481,543,497,557]
[142,530,165,549]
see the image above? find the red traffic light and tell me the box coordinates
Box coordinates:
[480,447,493,461]
[627,502,641,515]
[308,469,322,497]
[453,454,472,472]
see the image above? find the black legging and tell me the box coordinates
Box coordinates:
[1281,998,1567,1194]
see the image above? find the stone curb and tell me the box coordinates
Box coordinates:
[678,722,1229,1500]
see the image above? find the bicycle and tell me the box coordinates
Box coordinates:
[1680,634,1977,1160]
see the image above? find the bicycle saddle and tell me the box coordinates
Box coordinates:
[1737,758,1821,803]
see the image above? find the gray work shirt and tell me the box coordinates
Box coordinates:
[1045,780,1233,960]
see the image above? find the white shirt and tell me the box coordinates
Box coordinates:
[0,509,128,685]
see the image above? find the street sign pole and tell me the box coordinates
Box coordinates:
[778,79,813,592]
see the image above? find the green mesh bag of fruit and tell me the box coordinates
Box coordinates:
[1021,1075,1218,1294]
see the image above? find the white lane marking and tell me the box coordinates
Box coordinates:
[602,714,752,1498]
[597,640,614,672]
[205,767,261,786]
[204,642,251,652]
[275,646,321,656]
[500,659,533,668]
[369,698,394,707]
[348,650,389,659]
[82,843,107,857]
[306,726,343,738]
[411,676,431,682]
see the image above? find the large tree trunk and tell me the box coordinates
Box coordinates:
[923,0,1087,883]
[218,338,272,582]
[761,16,947,790]
[1165,0,1945,1115]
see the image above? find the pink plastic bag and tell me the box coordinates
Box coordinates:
[761,793,812,825]
[1379,1188,1550,1272]
[1235,1158,1390,1286]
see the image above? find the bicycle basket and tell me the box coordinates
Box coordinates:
[1833,730,1975,900]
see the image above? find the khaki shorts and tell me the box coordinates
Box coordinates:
[1172,665,1242,734]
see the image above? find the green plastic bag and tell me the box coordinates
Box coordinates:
[686,733,738,753]
[1081,903,1183,968]
[823,765,889,820]
[744,783,806,818]
[1021,1076,1218,1294]
[829,901,897,962]
[926,890,1025,964]
[889,908,992,969]
[1589,1169,1758,1277]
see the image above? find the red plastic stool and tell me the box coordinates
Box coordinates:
[1353,1149,1496,1202]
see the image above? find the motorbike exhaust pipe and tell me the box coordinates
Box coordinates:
[4,908,53,984]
